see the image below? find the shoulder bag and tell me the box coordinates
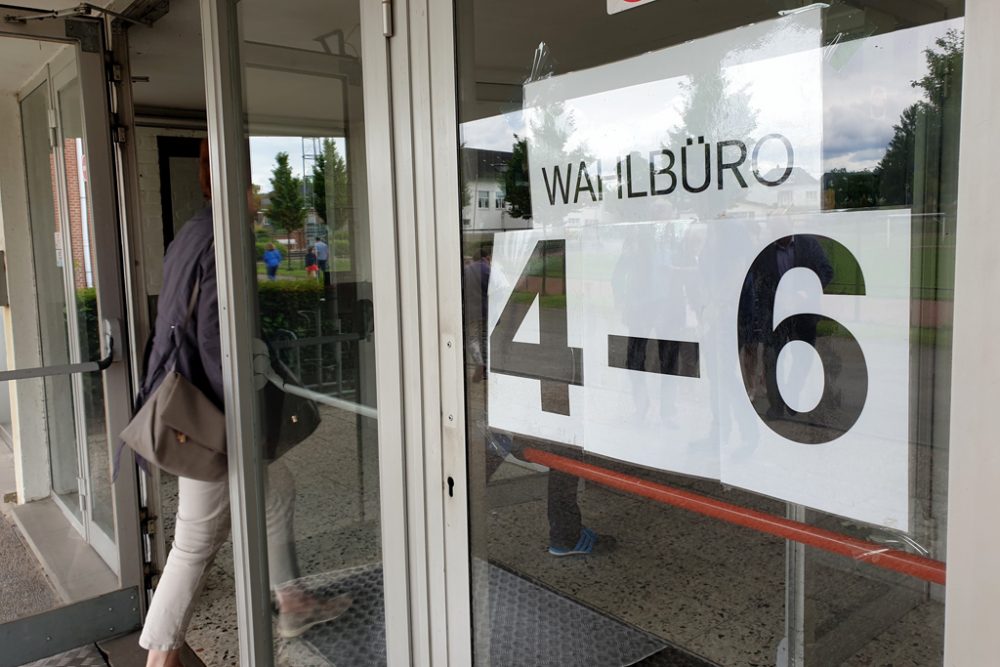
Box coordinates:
[119,278,228,482]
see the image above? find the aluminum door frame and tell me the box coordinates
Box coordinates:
[406,1,1000,666]
[0,14,144,665]
[381,0,471,663]
[47,52,120,570]
[0,12,143,594]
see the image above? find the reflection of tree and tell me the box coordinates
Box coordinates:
[667,66,758,220]
[459,142,472,210]
[822,30,963,213]
[875,30,962,210]
[312,139,350,230]
[267,152,307,264]
[503,136,531,219]
[505,101,592,221]
[822,168,879,208]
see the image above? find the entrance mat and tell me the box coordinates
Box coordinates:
[291,562,669,666]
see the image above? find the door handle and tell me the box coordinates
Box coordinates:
[0,319,116,382]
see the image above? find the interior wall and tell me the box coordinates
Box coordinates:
[135,126,207,296]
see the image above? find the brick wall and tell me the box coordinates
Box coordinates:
[48,138,96,290]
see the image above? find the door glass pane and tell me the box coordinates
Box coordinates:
[55,76,115,546]
[6,55,120,625]
[20,80,82,523]
[456,1,961,665]
[234,1,384,662]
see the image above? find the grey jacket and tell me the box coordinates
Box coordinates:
[142,206,224,408]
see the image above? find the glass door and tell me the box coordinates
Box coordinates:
[449,1,962,665]
[0,18,143,667]
[27,56,118,566]
[197,0,408,664]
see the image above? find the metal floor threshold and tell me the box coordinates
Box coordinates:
[18,643,107,667]
[284,561,714,667]
[14,636,206,667]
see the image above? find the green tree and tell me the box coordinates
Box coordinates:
[503,102,590,221]
[266,152,307,268]
[503,135,531,219]
[667,64,758,220]
[875,29,963,209]
[312,139,350,230]
[822,167,880,209]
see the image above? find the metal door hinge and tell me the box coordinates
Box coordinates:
[77,476,87,513]
[47,108,58,148]
[110,62,123,83]
[382,0,392,37]
[112,124,127,144]
[143,563,160,591]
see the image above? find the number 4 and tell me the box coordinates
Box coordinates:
[490,239,583,415]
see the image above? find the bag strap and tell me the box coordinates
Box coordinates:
[165,272,202,369]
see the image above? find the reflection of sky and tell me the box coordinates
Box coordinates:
[822,18,961,170]
[460,18,963,174]
[249,136,347,192]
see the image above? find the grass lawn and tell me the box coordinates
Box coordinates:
[257,257,351,280]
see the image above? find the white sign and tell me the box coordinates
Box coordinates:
[607,0,658,15]
[486,14,913,529]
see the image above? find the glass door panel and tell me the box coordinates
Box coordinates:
[454,1,962,665]
[227,1,387,662]
[20,78,83,526]
[0,23,142,663]
[53,72,116,553]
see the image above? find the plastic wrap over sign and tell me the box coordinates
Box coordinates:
[486,13,913,530]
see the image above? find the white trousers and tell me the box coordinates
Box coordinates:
[139,460,299,651]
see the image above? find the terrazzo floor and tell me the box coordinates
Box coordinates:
[149,402,943,667]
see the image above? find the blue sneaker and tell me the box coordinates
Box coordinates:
[549,527,615,557]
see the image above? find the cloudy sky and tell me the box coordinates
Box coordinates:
[247,17,962,188]
[460,17,963,175]
[249,136,347,192]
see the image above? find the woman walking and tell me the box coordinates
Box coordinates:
[139,141,348,667]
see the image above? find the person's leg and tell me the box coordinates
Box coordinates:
[547,469,582,550]
[265,459,352,638]
[264,459,299,589]
[626,335,647,371]
[141,477,231,666]
[763,341,783,418]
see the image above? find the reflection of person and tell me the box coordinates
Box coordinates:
[305,245,319,279]
[464,242,610,556]
[263,242,282,281]
[141,141,349,667]
[314,237,329,272]
[612,226,683,420]
[462,245,492,381]
[748,235,833,419]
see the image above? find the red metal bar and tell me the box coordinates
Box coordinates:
[523,448,946,586]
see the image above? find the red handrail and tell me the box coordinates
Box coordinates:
[523,448,946,586]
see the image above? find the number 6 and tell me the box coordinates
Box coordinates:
[738,235,869,444]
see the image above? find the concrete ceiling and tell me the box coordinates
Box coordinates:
[0,0,963,122]
[465,0,964,88]
[0,1,107,94]
[0,38,64,94]
[127,0,362,130]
